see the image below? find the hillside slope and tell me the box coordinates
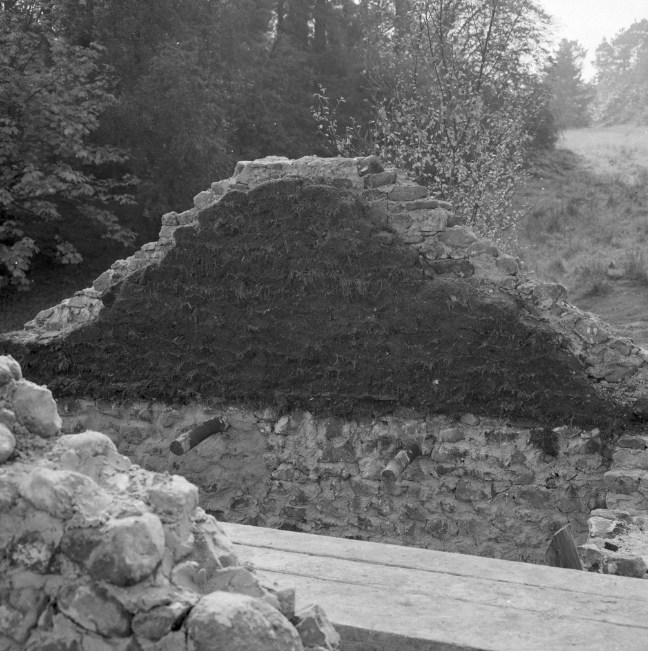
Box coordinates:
[514,126,648,346]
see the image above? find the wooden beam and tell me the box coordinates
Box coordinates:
[545,525,583,571]
[222,522,648,651]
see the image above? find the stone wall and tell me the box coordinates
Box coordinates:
[578,434,648,578]
[0,355,339,650]
[60,397,613,564]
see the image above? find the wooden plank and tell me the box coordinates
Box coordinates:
[545,525,583,570]
[223,522,648,601]
[257,570,648,651]
[235,544,648,631]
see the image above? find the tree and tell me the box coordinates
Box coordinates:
[0,0,136,289]
[548,39,594,129]
[315,0,554,240]
[593,19,648,124]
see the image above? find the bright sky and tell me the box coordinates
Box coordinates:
[538,0,648,80]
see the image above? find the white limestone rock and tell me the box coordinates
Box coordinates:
[18,467,105,519]
[86,513,166,586]
[11,380,61,437]
[295,603,340,650]
[0,355,21,384]
[186,591,302,650]
[147,474,199,523]
[0,424,15,463]
[57,583,132,638]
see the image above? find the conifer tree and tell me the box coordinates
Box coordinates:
[548,39,594,129]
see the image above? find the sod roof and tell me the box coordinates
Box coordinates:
[1,178,628,429]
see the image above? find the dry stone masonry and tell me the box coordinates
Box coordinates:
[0,356,339,650]
[4,154,648,579]
[56,400,614,563]
[578,433,648,578]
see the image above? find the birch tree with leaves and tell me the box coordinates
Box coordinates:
[315,0,553,240]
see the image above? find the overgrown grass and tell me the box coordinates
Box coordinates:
[623,248,648,286]
[511,126,648,345]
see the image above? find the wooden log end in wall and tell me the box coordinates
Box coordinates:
[169,416,229,455]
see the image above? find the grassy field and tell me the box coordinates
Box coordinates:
[512,125,648,347]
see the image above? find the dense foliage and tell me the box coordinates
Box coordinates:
[0,0,136,289]
[1,0,576,293]
[315,0,555,239]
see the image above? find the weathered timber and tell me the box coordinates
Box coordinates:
[545,525,583,571]
[169,416,228,455]
[223,522,648,650]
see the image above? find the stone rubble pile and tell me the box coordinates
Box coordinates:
[578,433,648,579]
[0,355,339,650]
[14,154,648,410]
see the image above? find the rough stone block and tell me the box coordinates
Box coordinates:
[608,338,632,356]
[514,486,553,509]
[364,171,397,188]
[0,408,15,430]
[0,424,15,464]
[529,282,567,310]
[605,553,648,578]
[12,380,61,438]
[604,469,643,495]
[0,358,18,386]
[148,474,199,522]
[367,199,389,224]
[577,543,603,571]
[85,513,166,586]
[194,190,218,210]
[57,583,132,638]
[161,212,178,226]
[606,492,648,512]
[18,467,104,519]
[438,427,465,443]
[433,442,469,463]
[603,364,638,383]
[295,604,340,650]
[459,413,480,426]
[132,601,191,641]
[574,318,609,345]
[455,479,492,502]
[419,209,447,233]
[438,226,478,248]
[496,254,518,275]
[158,224,176,239]
[588,515,622,538]
[0,355,22,381]
[612,449,648,469]
[59,430,118,457]
[357,155,384,175]
[388,212,414,234]
[402,230,423,244]
[429,259,474,277]
[388,185,428,201]
[177,208,198,225]
[467,239,499,258]
[617,435,648,449]
[91,271,114,294]
[186,591,302,650]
